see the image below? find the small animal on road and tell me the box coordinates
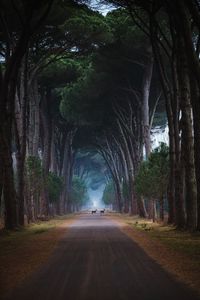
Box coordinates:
[91,209,97,214]
[100,209,105,214]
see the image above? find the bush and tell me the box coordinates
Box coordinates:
[47,172,63,203]
[135,143,169,200]
[71,176,88,207]
[102,181,115,205]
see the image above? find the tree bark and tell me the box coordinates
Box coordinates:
[15,54,28,226]
[159,195,164,221]
[177,35,197,230]
[40,89,53,216]
[190,76,200,230]
[142,49,154,158]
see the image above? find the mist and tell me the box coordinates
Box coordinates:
[87,184,106,209]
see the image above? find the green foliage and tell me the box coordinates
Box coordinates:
[26,156,43,182]
[60,63,112,125]
[102,181,115,205]
[59,8,153,129]
[71,176,88,206]
[106,9,147,50]
[26,156,43,198]
[61,8,113,51]
[152,113,167,127]
[39,59,82,89]
[122,181,129,199]
[135,143,169,199]
[47,172,63,203]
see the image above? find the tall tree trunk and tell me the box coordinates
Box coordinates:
[0,79,18,229]
[159,194,164,221]
[150,16,178,227]
[171,48,186,229]
[32,78,40,157]
[28,77,40,157]
[0,135,17,229]
[178,36,197,230]
[15,54,28,226]
[190,77,200,230]
[0,158,3,215]
[40,90,52,216]
[61,130,76,214]
[50,125,57,173]
[142,49,154,159]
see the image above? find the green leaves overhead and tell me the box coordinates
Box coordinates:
[59,8,151,129]
[39,59,82,88]
[61,9,113,51]
[106,8,146,50]
[60,63,112,125]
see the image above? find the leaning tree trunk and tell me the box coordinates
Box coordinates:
[116,119,136,214]
[117,140,130,213]
[99,145,123,213]
[60,130,76,214]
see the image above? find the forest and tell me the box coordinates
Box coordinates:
[0,0,200,232]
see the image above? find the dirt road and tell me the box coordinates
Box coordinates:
[4,214,200,300]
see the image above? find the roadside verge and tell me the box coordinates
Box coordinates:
[0,215,77,298]
[110,214,200,295]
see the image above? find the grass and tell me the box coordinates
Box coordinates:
[123,215,200,260]
[112,213,200,293]
[0,216,71,251]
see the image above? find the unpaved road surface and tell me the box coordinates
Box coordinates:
[4,214,200,300]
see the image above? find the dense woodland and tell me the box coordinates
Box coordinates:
[0,0,200,231]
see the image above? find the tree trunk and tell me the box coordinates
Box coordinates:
[142,49,154,159]
[137,197,148,218]
[15,54,28,226]
[28,78,40,157]
[0,87,18,229]
[159,195,164,221]
[0,137,17,229]
[149,19,183,227]
[178,35,197,230]
[50,126,57,173]
[40,90,53,216]
[190,77,200,230]
[0,157,3,216]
